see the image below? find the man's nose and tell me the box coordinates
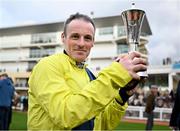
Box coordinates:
[77,37,85,46]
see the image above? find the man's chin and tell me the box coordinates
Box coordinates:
[74,56,86,62]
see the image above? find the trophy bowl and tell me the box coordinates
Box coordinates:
[122,4,148,78]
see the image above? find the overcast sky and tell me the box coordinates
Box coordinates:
[0,0,180,65]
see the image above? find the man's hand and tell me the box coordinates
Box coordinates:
[116,51,147,80]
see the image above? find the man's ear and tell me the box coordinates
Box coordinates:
[61,32,65,43]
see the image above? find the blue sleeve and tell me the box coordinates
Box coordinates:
[0,80,3,88]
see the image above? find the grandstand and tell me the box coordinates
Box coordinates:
[1,14,180,124]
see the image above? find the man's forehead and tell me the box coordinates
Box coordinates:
[151,85,158,89]
[67,19,94,30]
[66,22,94,37]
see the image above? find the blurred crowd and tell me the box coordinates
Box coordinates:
[12,85,176,111]
[128,87,175,108]
[13,94,28,112]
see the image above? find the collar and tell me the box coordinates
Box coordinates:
[63,50,87,69]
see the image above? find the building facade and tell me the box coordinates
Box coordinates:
[1,14,179,96]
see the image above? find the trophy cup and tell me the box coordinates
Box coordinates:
[121,3,148,90]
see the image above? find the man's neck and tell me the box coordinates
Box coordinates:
[63,50,85,69]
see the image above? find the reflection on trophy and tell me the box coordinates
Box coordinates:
[121,3,148,89]
[122,3,148,78]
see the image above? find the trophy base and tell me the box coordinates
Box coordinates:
[137,71,148,78]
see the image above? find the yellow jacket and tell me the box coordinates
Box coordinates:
[28,53,132,130]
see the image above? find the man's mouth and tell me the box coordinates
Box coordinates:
[74,49,86,52]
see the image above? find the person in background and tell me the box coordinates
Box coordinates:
[0,73,15,130]
[28,13,147,130]
[170,87,176,106]
[145,85,158,130]
[169,80,180,130]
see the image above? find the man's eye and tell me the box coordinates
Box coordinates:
[84,36,92,41]
[71,35,79,39]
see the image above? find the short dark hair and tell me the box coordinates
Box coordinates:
[63,13,95,36]
[0,73,8,78]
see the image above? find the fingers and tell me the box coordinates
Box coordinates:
[117,51,147,80]
[130,72,141,80]
[133,64,147,72]
[116,53,127,61]
[117,51,141,60]
[128,51,141,60]
[132,57,147,65]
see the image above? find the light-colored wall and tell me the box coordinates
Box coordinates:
[0,34,31,48]
[91,42,117,58]
[90,59,113,68]
[0,48,29,62]
[1,62,28,72]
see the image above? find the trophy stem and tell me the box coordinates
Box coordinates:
[129,43,138,52]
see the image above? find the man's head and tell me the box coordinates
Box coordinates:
[61,13,95,62]
[150,85,158,96]
[0,73,8,80]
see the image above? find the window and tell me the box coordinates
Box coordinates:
[99,27,113,35]
[29,47,55,58]
[31,32,57,43]
[118,26,126,37]
[145,74,168,87]
[15,78,29,87]
[27,62,37,71]
[117,43,129,54]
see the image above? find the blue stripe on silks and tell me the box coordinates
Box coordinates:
[72,68,96,130]
[72,118,95,130]
[85,68,96,81]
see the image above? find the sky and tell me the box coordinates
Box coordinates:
[0,0,180,65]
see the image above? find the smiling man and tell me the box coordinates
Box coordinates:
[62,16,95,63]
[27,13,147,130]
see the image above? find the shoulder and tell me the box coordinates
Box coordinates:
[40,53,68,64]
[0,78,12,87]
[32,53,70,74]
[35,53,66,68]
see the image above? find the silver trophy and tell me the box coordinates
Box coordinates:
[121,3,148,78]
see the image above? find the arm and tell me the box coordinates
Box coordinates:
[0,79,3,88]
[94,85,136,130]
[94,99,128,130]
[28,57,132,129]
[169,86,180,128]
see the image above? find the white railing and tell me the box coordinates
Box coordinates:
[125,106,172,121]
[12,104,172,122]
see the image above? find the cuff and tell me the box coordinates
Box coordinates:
[115,88,131,106]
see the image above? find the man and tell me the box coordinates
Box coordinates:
[169,80,180,130]
[0,73,15,130]
[28,13,147,130]
[145,85,158,130]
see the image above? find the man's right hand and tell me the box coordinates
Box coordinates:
[116,51,147,81]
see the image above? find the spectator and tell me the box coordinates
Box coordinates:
[145,85,158,131]
[22,95,28,111]
[169,80,180,130]
[0,73,15,130]
[170,88,176,102]
[156,92,164,108]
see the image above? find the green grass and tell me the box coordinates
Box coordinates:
[10,111,27,130]
[116,121,170,130]
[10,111,170,130]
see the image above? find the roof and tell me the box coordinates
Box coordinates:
[0,14,152,36]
